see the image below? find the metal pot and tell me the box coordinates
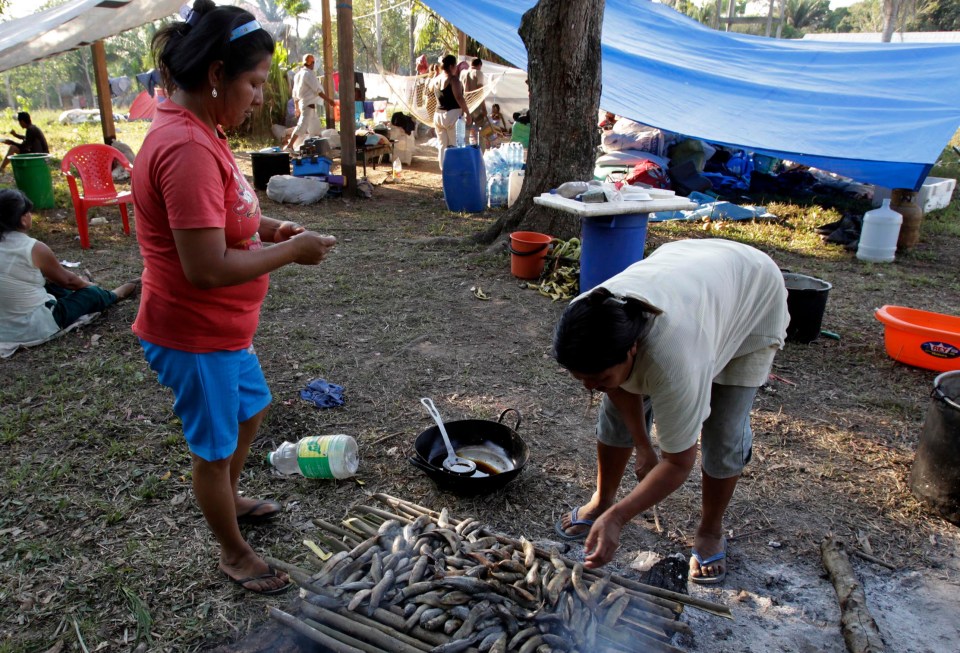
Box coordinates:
[409,408,528,495]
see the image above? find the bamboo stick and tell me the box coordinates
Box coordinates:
[269,607,367,653]
[581,565,731,619]
[315,532,351,553]
[344,517,380,537]
[303,617,391,653]
[598,621,686,653]
[355,504,414,524]
[301,602,430,653]
[314,517,364,544]
[624,602,693,635]
[265,556,342,602]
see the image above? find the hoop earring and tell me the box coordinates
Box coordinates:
[211,87,218,99]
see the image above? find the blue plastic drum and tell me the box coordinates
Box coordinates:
[442,147,487,213]
[580,212,649,292]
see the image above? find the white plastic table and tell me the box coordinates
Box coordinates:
[533,191,697,291]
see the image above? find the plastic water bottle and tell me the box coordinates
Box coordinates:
[857,199,902,263]
[508,143,519,169]
[267,435,359,479]
[455,115,466,148]
[487,175,499,208]
[392,157,402,179]
[554,181,591,199]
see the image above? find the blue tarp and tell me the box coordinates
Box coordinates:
[425,0,960,191]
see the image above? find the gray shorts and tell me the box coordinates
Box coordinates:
[597,383,758,479]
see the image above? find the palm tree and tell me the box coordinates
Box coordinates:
[785,0,830,30]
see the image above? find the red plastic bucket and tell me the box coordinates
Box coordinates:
[509,231,552,280]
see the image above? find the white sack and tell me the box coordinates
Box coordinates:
[266,175,329,204]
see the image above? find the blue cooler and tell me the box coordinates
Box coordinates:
[579,212,649,292]
[442,147,486,213]
[292,156,332,178]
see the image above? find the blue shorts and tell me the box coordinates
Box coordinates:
[140,340,272,462]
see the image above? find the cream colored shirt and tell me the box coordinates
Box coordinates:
[595,238,788,453]
[0,232,59,343]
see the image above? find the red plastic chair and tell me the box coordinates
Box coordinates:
[61,144,133,249]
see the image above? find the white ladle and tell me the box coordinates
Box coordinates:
[420,397,477,475]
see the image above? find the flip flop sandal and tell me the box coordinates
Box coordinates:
[553,506,595,542]
[688,548,727,585]
[236,499,283,525]
[226,566,292,596]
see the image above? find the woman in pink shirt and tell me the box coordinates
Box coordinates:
[133,0,336,595]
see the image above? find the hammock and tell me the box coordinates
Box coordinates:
[374,69,504,127]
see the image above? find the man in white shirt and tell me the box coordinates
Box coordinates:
[288,54,332,153]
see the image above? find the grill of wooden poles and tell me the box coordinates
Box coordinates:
[267,493,731,653]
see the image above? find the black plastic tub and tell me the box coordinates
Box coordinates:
[251,151,290,190]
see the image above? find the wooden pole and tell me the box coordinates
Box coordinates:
[409,3,415,74]
[765,0,775,37]
[91,41,116,144]
[457,29,467,57]
[713,0,721,29]
[322,0,335,128]
[375,0,383,66]
[776,0,786,38]
[821,537,887,653]
[725,0,736,32]
[337,0,358,196]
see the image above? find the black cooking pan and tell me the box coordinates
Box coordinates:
[409,408,528,495]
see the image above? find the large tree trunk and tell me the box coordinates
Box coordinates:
[475,0,604,245]
[881,0,900,42]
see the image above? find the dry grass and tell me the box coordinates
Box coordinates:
[1,123,959,652]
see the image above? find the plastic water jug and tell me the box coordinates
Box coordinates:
[857,199,902,263]
[455,115,466,148]
[508,170,525,207]
[268,435,359,479]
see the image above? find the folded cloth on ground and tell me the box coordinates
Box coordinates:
[0,313,100,359]
[300,378,345,409]
[651,193,777,222]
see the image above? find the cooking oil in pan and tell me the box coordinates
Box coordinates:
[430,441,515,478]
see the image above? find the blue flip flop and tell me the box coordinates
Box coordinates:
[554,506,595,542]
[689,545,727,585]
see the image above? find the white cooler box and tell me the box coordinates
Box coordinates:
[872,176,957,212]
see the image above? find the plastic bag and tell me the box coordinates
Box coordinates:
[266,175,329,204]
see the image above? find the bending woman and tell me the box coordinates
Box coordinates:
[133,0,337,595]
[552,239,788,584]
[0,189,137,345]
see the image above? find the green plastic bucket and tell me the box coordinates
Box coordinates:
[11,153,55,209]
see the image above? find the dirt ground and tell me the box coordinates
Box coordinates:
[2,140,959,652]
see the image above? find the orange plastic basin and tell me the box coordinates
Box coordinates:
[874,305,960,372]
